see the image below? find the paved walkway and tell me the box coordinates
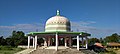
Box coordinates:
[15,48,35,54]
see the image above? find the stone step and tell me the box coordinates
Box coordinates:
[31,49,84,54]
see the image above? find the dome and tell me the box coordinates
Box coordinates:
[45,10,71,32]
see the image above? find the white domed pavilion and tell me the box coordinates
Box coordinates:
[27,10,91,51]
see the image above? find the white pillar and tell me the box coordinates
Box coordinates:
[44,38,47,46]
[35,36,37,50]
[55,33,58,51]
[28,36,30,48]
[64,37,67,47]
[33,37,35,48]
[77,36,79,50]
[85,37,88,49]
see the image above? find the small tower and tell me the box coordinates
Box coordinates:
[57,10,60,16]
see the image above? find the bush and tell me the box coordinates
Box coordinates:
[0,46,13,50]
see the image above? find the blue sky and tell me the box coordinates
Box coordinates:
[0,0,120,38]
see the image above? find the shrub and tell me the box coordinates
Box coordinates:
[0,46,13,50]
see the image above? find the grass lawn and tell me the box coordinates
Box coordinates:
[0,46,25,54]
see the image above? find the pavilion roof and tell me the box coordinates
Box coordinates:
[27,31,91,37]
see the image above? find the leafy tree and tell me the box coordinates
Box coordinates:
[0,36,6,45]
[99,37,107,46]
[104,33,120,43]
[5,37,15,46]
[88,38,100,45]
[0,31,29,47]
[5,31,27,47]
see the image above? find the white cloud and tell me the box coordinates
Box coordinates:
[71,21,117,38]
[0,23,44,37]
[71,21,96,32]
[0,26,15,29]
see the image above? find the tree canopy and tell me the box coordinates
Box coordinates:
[104,33,120,43]
[0,31,28,47]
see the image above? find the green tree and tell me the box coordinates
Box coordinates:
[99,37,107,46]
[88,38,100,45]
[6,37,15,46]
[5,31,27,47]
[104,33,120,43]
[0,36,6,45]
